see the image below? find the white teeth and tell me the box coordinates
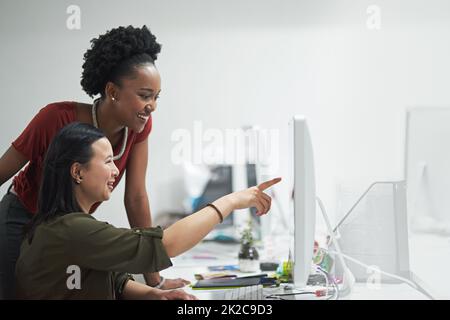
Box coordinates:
[137,114,147,120]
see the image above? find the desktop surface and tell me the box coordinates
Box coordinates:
[409,233,450,299]
[133,241,429,300]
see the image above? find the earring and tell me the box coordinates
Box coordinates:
[111,97,116,101]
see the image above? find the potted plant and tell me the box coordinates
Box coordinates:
[238,219,260,272]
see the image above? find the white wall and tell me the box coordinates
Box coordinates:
[1,0,450,228]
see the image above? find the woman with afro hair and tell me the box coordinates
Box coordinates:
[0,25,189,299]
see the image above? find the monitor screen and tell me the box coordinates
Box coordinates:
[405,107,450,298]
[290,115,317,288]
[192,165,234,228]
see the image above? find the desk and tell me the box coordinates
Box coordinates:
[408,233,450,299]
[135,241,429,300]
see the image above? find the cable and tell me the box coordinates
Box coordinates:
[315,266,339,300]
[316,197,355,298]
[318,182,422,292]
[317,195,420,296]
[325,249,419,290]
[315,266,329,293]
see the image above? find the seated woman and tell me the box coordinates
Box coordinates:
[15,122,281,299]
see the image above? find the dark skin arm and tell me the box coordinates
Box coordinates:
[0,146,28,187]
[124,137,190,289]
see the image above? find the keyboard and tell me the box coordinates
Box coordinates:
[215,273,327,300]
[223,285,264,300]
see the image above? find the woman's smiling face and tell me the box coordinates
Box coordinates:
[77,137,119,206]
[112,64,161,133]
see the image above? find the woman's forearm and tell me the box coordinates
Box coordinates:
[121,280,197,300]
[121,280,159,300]
[124,193,152,228]
[162,195,235,257]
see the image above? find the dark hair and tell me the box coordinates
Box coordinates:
[25,122,105,243]
[80,25,162,98]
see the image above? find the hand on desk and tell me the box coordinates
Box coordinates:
[123,279,198,300]
[157,288,198,300]
[160,277,191,290]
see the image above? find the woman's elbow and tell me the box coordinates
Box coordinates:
[162,234,178,258]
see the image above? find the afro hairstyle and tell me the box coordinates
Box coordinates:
[81,25,161,98]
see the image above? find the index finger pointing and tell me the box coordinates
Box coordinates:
[257,177,282,191]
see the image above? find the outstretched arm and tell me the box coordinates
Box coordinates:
[162,177,281,257]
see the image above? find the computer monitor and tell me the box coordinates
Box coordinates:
[192,165,235,228]
[188,163,256,241]
[289,116,317,288]
[405,107,450,299]
[246,163,262,238]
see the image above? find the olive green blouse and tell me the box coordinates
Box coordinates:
[15,213,172,299]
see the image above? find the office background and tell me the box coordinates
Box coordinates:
[1,0,449,229]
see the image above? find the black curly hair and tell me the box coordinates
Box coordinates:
[81,25,161,98]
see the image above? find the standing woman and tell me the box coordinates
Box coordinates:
[0,25,188,299]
